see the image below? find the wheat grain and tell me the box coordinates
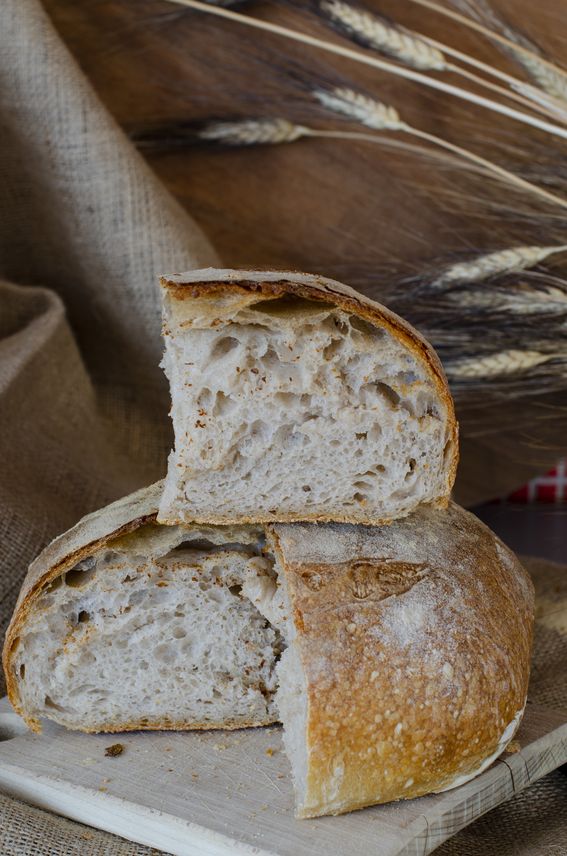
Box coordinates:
[320,0,446,71]
[315,88,406,130]
[432,245,567,288]
[447,350,557,378]
[199,118,307,145]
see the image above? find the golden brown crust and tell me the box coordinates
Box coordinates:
[270,502,534,817]
[159,269,459,508]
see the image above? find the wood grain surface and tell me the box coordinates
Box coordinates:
[0,697,566,856]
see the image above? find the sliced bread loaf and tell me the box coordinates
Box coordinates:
[158,269,458,525]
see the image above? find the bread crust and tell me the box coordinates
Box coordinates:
[269,501,534,817]
[158,269,459,525]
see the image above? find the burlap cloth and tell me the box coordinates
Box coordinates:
[0,0,565,853]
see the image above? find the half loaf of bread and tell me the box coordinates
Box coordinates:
[3,483,533,818]
[158,269,458,526]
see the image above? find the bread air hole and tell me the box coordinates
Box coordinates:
[44,695,68,713]
[210,336,239,360]
[248,296,335,317]
[373,382,401,408]
[65,560,97,588]
[405,459,417,481]
[168,539,260,557]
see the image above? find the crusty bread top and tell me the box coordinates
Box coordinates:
[159,268,459,497]
[270,501,534,817]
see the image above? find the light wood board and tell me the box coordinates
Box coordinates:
[0,697,566,856]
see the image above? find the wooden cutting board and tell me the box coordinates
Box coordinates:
[1,697,566,856]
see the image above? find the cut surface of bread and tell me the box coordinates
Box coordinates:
[13,536,283,732]
[158,269,458,525]
[3,485,533,818]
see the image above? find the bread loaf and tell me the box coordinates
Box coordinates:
[158,269,458,526]
[3,486,533,818]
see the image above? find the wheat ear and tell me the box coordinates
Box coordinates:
[431,245,567,288]
[446,350,559,378]
[320,0,563,123]
[510,55,567,106]
[199,118,307,145]
[321,0,446,70]
[407,0,567,84]
[315,88,567,210]
[164,0,567,143]
[447,0,567,107]
[443,282,567,315]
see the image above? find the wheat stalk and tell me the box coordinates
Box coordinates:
[171,116,521,178]
[199,118,307,144]
[315,88,567,210]
[510,82,567,124]
[407,0,567,84]
[446,350,559,378]
[448,0,567,106]
[431,245,567,288]
[320,0,563,123]
[164,0,567,143]
[188,105,567,211]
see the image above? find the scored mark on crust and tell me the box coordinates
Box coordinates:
[349,560,429,601]
[299,560,430,602]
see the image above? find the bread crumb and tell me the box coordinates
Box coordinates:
[265,747,276,757]
[104,743,124,757]
[505,740,521,754]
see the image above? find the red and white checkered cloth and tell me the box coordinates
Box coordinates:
[507,459,567,503]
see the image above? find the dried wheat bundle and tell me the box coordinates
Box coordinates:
[394,261,567,399]
[317,0,562,121]
[166,0,567,141]
[123,0,567,478]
